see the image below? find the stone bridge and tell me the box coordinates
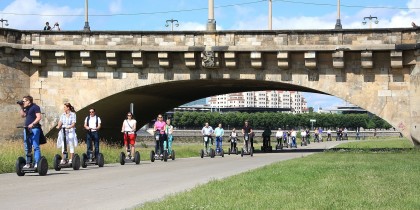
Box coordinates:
[0,28,419,145]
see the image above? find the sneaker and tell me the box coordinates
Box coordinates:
[60,159,66,164]
[160,154,163,157]
[23,164,30,169]
[34,164,37,169]
[69,159,72,164]
[126,156,130,160]
[131,156,135,160]
[154,154,158,158]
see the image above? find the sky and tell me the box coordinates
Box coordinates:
[1,0,419,109]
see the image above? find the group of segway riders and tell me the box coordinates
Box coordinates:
[200,120,254,158]
[150,114,175,162]
[14,95,124,176]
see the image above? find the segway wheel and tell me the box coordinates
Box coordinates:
[210,148,215,158]
[119,152,125,165]
[250,148,254,157]
[97,153,105,167]
[15,157,26,176]
[38,156,48,176]
[53,154,62,171]
[200,149,204,158]
[241,148,244,157]
[163,150,168,162]
[228,148,231,155]
[221,149,224,158]
[134,151,140,164]
[150,150,155,162]
[235,147,238,155]
[81,153,88,168]
[73,154,81,170]
[171,150,175,160]
[301,142,303,146]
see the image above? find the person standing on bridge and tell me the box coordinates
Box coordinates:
[84,108,102,161]
[19,95,43,169]
[43,22,51,30]
[121,112,136,159]
[56,103,78,164]
[154,114,166,157]
[214,123,224,154]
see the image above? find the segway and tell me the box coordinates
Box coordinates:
[241,133,253,157]
[200,135,215,158]
[150,130,168,162]
[214,137,224,157]
[228,136,238,155]
[261,135,273,152]
[314,133,320,143]
[163,133,176,161]
[290,136,298,148]
[81,130,105,168]
[15,126,48,176]
[275,136,283,150]
[53,127,81,171]
[300,135,308,146]
[119,132,140,165]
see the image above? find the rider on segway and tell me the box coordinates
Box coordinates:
[201,122,214,157]
[55,103,78,166]
[83,108,102,164]
[228,128,238,154]
[121,112,137,160]
[275,128,283,150]
[154,114,166,158]
[214,123,224,156]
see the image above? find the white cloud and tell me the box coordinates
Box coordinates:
[1,0,83,30]
[109,0,122,14]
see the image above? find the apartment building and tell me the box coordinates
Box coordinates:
[209,91,308,114]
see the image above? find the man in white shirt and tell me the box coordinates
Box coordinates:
[84,108,102,160]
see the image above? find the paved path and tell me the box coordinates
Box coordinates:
[0,141,345,210]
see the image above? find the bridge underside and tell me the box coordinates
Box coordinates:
[75,79,323,141]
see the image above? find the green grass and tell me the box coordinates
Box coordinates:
[336,138,414,149]
[137,138,420,210]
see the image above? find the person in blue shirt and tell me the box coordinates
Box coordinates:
[214,123,224,153]
[19,95,42,169]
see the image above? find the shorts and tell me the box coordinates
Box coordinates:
[124,133,136,145]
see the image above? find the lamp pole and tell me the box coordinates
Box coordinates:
[165,19,179,31]
[207,0,216,31]
[362,15,379,29]
[335,0,342,29]
[83,0,91,31]
[0,18,9,28]
[268,0,272,30]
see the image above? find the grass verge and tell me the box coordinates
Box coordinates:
[137,138,420,209]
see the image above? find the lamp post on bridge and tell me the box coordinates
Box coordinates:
[362,15,379,29]
[207,0,216,31]
[83,0,91,31]
[335,0,342,29]
[0,18,9,28]
[165,19,179,31]
[268,0,272,30]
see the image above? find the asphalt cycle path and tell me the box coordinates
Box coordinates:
[0,140,347,210]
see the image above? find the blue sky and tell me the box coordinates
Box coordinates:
[1,0,419,109]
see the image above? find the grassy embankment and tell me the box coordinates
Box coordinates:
[137,138,420,210]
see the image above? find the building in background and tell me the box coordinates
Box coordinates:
[209,91,308,114]
[182,98,207,106]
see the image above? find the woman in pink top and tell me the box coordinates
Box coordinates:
[153,114,166,156]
